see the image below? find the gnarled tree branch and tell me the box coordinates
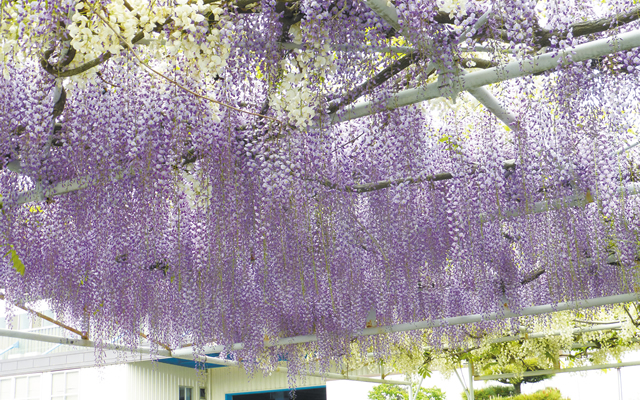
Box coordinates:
[41,24,157,77]
[537,6,640,47]
[317,171,454,193]
[459,57,496,69]
[328,53,423,113]
[317,159,516,193]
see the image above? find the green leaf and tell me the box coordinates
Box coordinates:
[418,366,432,378]
[8,248,25,275]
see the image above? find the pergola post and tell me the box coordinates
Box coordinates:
[468,361,475,400]
[618,367,624,400]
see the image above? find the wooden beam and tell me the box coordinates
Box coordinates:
[0,294,87,339]
[138,332,173,352]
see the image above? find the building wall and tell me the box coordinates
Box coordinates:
[128,361,208,400]
[0,348,155,377]
[79,364,129,400]
[1,356,378,400]
[208,366,326,400]
[0,366,127,400]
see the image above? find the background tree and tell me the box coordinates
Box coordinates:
[368,384,446,400]
[473,342,557,395]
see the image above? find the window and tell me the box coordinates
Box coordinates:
[51,371,78,400]
[179,386,193,400]
[232,387,326,400]
[0,375,41,400]
[41,310,56,327]
[18,314,30,330]
[30,314,43,329]
[0,310,55,331]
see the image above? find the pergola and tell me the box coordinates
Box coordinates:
[2,0,640,394]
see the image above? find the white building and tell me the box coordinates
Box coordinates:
[0,305,331,400]
[0,303,402,400]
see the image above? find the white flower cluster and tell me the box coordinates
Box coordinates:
[437,0,469,18]
[178,168,212,210]
[69,0,170,59]
[67,0,231,79]
[0,16,18,78]
[269,23,337,128]
[165,1,231,77]
[0,3,40,76]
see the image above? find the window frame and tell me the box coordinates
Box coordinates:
[179,385,194,400]
[50,370,79,400]
[0,373,42,400]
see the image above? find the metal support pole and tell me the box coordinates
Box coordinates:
[409,375,425,400]
[468,362,475,400]
[618,367,623,400]
[454,367,469,398]
[489,321,624,344]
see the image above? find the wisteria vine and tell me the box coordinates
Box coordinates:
[2,0,640,378]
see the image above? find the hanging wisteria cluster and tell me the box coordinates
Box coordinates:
[2,0,640,375]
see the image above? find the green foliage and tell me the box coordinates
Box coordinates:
[418,349,433,378]
[369,384,407,400]
[368,384,446,400]
[5,247,25,276]
[503,388,567,400]
[462,387,566,400]
[471,341,557,393]
[417,388,447,400]
[461,385,515,400]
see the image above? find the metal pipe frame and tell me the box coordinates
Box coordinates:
[12,29,640,204]
[170,292,640,357]
[362,1,520,129]
[136,37,416,54]
[4,3,640,379]
[489,322,625,344]
[468,362,475,400]
[475,359,640,381]
[15,172,124,205]
[6,294,636,368]
[0,328,409,385]
[279,42,416,54]
[193,354,410,385]
[330,28,640,124]
[0,294,87,339]
[364,0,400,31]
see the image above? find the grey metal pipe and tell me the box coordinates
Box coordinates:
[172,292,640,357]
[0,329,408,384]
[475,359,640,381]
[331,28,640,124]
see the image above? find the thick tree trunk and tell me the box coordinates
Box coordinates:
[513,382,522,395]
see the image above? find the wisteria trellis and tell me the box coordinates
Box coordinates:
[2,0,640,374]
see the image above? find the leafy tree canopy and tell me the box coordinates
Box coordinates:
[368,384,446,400]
